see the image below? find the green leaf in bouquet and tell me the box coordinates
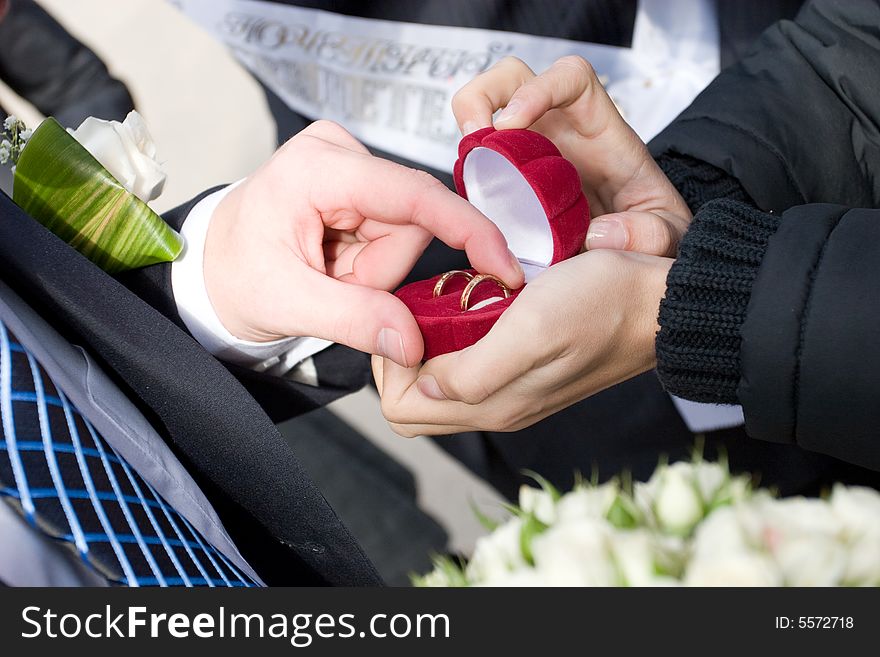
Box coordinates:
[519,513,549,566]
[606,494,640,529]
[500,501,525,518]
[521,469,562,501]
[411,556,469,587]
[469,499,503,531]
[12,117,183,274]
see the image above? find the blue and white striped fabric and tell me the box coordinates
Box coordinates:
[0,319,258,587]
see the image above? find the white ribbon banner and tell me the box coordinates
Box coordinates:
[174,0,720,172]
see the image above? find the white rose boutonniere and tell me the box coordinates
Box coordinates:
[69,111,166,204]
[4,112,182,273]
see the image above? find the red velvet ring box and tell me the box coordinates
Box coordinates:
[395,127,591,360]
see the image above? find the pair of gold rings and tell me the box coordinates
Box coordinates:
[433,270,512,311]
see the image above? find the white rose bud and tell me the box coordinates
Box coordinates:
[611,529,679,586]
[477,568,549,587]
[651,464,703,535]
[724,476,753,505]
[531,519,617,586]
[418,568,456,588]
[843,532,880,586]
[518,485,556,525]
[830,485,880,539]
[555,482,619,523]
[759,497,843,548]
[465,517,526,583]
[774,537,848,586]
[685,552,782,586]
[729,491,776,544]
[830,485,880,585]
[69,110,166,203]
[686,500,783,586]
[690,505,751,557]
[692,461,729,504]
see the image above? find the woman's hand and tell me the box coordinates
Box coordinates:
[374,250,672,436]
[452,56,691,257]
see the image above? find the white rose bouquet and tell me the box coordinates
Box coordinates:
[2,112,181,273]
[416,459,880,587]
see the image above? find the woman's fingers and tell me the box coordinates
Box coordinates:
[493,55,617,135]
[586,210,689,257]
[376,357,512,436]
[418,319,546,405]
[375,293,555,432]
[452,56,536,134]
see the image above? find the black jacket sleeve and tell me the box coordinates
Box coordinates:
[0,0,135,127]
[649,0,880,213]
[649,0,880,470]
[117,191,371,423]
[656,196,880,473]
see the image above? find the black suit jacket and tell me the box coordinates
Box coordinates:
[0,0,135,127]
[0,189,380,586]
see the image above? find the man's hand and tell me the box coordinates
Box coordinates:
[453,56,692,256]
[374,250,671,436]
[203,120,524,367]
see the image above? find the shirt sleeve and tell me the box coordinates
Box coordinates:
[170,183,332,383]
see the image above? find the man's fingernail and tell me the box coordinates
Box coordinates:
[462,120,480,135]
[417,375,447,400]
[377,328,407,367]
[495,100,521,124]
[586,220,628,250]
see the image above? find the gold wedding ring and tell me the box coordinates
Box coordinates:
[433,270,474,298]
[433,269,512,311]
[460,274,511,311]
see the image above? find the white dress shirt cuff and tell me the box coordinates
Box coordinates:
[170,183,332,380]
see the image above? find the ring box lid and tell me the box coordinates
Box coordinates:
[453,127,590,282]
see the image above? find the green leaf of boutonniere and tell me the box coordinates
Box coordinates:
[12,117,183,274]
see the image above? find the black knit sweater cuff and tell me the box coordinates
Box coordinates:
[655,199,780,404]
[657,153,754,215]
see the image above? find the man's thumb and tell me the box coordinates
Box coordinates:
[300,273,425,367]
